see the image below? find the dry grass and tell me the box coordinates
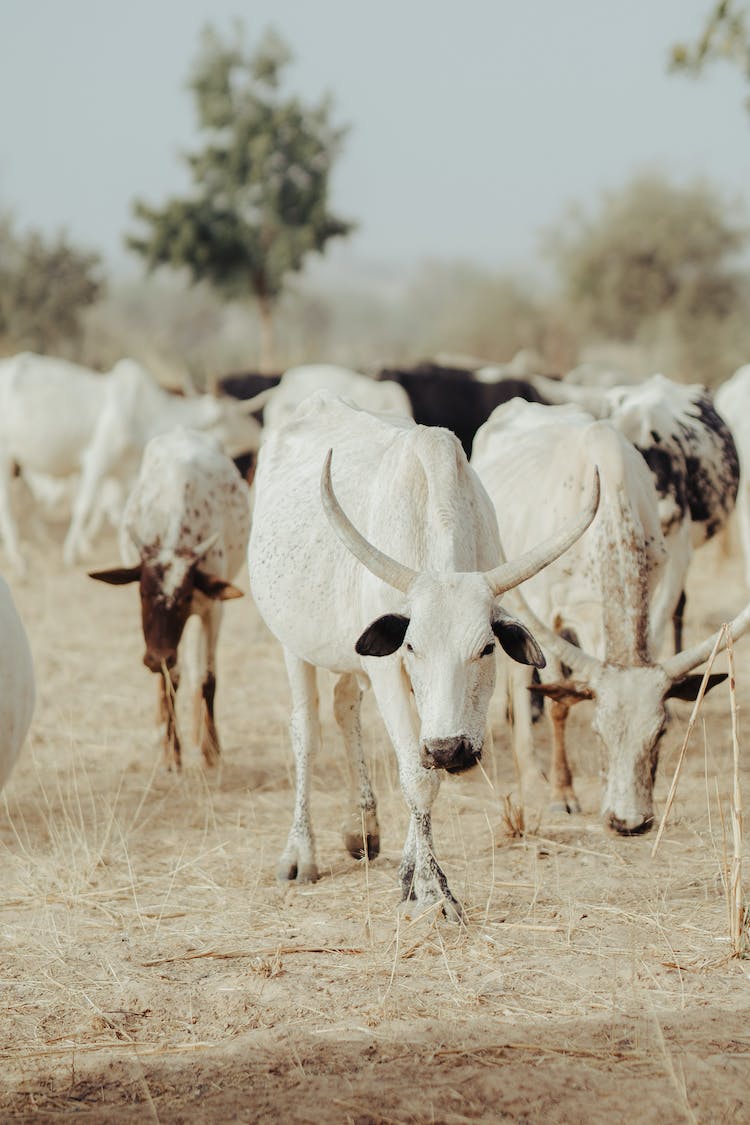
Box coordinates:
[0,524,749,1121]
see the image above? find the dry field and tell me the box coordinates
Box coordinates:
[1,517,749,1124]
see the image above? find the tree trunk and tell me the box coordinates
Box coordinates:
[258,294,275,373]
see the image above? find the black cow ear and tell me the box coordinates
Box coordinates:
[492,607,546,668]
[356,614,410,657]
[194,569,244,601]
[666,672,727,701]
[88,565,142,586]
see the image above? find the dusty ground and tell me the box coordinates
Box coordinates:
[1,516,749,1124]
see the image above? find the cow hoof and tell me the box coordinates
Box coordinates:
[549,792,581,815]
[276,858,319,884]
[341,809,380,861]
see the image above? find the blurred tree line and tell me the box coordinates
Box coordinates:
[3,17,750,387]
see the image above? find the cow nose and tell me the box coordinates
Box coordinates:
[421,738,481,774]
[605,812,654,837]
[143,651,176,673]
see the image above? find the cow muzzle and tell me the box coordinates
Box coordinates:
[420,738,481,774]
[143,650,177,673]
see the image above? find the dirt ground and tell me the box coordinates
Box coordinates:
[1,515,749,1124]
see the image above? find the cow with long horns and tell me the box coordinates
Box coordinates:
[248,391,599,918]
[472,398,747,834]
[89,428,250,768]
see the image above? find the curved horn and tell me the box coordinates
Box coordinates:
[662,598,750,682]
[192,531,220,561]
[505,587,602,679]
[484,469,600,595]
[320,450,418,595]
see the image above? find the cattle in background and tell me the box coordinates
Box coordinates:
[374,362,548,456]
[236,364,413,437]
[532,372,740,651]
[471,399,742,834]
[89,428,250,769]
[715,365,750,586]
[0,353,261,571]
[248,391,599,918]
[0,574,35,790]
[216,371,283,423]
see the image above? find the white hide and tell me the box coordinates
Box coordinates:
[472,399,674,832]
[0,575,35,790]
[260,364,413,435]
[249,392,545,916]
[715,365,750,586]
[0,352,261,570]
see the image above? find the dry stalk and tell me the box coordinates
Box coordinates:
[723,634,747,956]
[651,626,727,857]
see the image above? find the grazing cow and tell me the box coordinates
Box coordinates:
[0,575,35,790]
[238,364,413,437]
[374,361,548,456]
[89,428,250,769]
[472,399,741,833]
[248,391,599,918]
[0,352,261,571]
[715,365,750,586]
[532,372,740,651]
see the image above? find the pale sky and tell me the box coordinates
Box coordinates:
[1,1,749,281]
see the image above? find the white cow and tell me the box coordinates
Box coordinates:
[89,428,251,768]
[715,365,750,586]
[0,575,35,790]
[472,399,743,833]
[0,352,261,571]
[240,363,413,435]
[531,371,740,651]
[248,391,599,918]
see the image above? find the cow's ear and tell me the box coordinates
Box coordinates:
[194,569,244,601]
[666,672,727,702]
[88,565,142,586]
[492,608,546,668]
[356,614,410,657]
[532,681,595,705]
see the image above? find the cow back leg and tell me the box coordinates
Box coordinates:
[278,652,320,884]
[509,662,548,807]
[547,698,580,814]
[369,663,463,921]
[0,458,25,575]
[158,668,181,770]
[333,672,380,861]
[737,479,750,588]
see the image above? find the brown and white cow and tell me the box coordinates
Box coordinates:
[89,427,250,768]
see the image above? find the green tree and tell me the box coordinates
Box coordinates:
[128,25,354,370]
[546,175,747,366]
[0,215,105,355]
[672,1,750,109]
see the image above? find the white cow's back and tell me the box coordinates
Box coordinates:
[262,364,413,434]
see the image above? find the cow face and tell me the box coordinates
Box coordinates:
[89,550,243,673]
[536,664,727,834]
[356,572,544,774]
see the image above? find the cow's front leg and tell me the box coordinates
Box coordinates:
[192,607,222,766]
[158,667,181,770]
[371,664,464,921]
[0,458,26,575]
[277,652,320,884]
[333,672,379,861]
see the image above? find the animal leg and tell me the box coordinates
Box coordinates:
[158,668,181,770]
[0,458,26,575]
[277,652,320,884]
[333,672,380,861]
[191,606,222,766]
[547,698,580,814]
[509,663,547,803]
[370,664,463,921]
[738,480,750,589]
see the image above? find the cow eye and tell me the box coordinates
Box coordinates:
[480,643,495,658]
[406,642,414,653]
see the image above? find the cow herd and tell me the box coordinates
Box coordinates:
[2,350,750,921]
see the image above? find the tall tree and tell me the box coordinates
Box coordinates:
[0,215,104,355]
[128,25,354,370]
